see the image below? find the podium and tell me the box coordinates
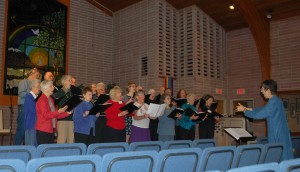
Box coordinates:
[224,127,256,146]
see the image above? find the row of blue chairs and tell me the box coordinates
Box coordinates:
[228,158,300,172]
[0,142,285,171]
[0,139,216,163]
[0,148,299,172]
[257,136,300,158]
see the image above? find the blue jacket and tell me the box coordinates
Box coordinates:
[245,95,293,160]
[24,93,36,130]
[73,101,97,135]
[179,103,197,130]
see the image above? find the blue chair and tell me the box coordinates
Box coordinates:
[155,148,202,172]
[37,143,86,158]
[291,136,300,158]
[26,155,101,172]
[163,140,192,149]
[101,151,158,172]
[198,146,236,172]
[129,141,164,152]
[192,139,216,150]
[0,145,36,163]
[228,162,279,172]
[280,158,300,172]
[231,144,264,168]
[87,142,129,156]
[0,159,26,172]
[260,143,283,163]
[256,137,268,144]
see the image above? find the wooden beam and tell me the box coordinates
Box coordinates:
[233,0,271,80]
[86,0,113,16]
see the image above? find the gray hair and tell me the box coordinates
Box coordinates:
[40,80,53,93]
[29,79,41,90]
[147,89,155,95]
[96,82,106,89]
[186,94,196,101]
[61,75,72,86]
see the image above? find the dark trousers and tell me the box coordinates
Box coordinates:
[178,126,195,140]
[95,116,107,143]
[149,119,159,141]
[105,126,126,143]
[36,130,54,145]
[14,105,25,145]
[74,128,95,146]
[199,119,215,139]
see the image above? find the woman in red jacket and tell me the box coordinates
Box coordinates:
[36,80,72,145]
[105,86,129,142]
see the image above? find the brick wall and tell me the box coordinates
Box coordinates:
[112,0,160,92]
[271,16,300,90]
[68,0,113,86]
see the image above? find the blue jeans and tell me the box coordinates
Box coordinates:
[14,105,25,145]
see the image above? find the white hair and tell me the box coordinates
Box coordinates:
[40,80,53,93]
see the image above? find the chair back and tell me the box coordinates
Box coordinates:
[0,145,37,163]
[198,146,236,171]
[0,159,26,172]
[155,148,202,172]
[163,140,192,149]
[37,143,86,158]
[260,143,283,163]
[231,144,264,168]
[291,136,300,158]
[192,139,216,150]
[101,151,158,172]
[26,155,101,172]
[280,158,300,172]
[228,162,279,172]
[129,141,164,152]
[87,142,128,156]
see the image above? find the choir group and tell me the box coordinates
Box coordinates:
[15,68,221,147]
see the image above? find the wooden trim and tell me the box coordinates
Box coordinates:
[86,0,113,16]
[233,0,271,80]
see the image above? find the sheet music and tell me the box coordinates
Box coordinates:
[224,128,253,140]
[147,103,166,117]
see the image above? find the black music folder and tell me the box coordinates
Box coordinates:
[185,108,207,121]
[94,94,110,104]
[88,103,113,115]
[171,97,187,107]
[210,102,218,111]
[59,95,83,112]
[193,98,206,107]
[119,102,140,114]
[167,108,185,120]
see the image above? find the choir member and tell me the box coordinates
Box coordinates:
[155,87,165,104]
[198,94,220,139]
[175,89,188,140]
[36,80,71,145]
[94,82,108,143]
[178,94,199,140]
[105,86,128,142]
[24,79,40,146]
[73,86,100,146]
[15,68,40,145]
[56,75,74,143]
[157,95,181,141]
[147,89,159,141]
[131,90,152,142]
[122,82,136,143]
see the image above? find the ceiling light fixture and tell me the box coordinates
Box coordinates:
[229,4,235,10]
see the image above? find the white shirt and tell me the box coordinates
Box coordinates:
[132,102,150,128]
[30,91,37,99]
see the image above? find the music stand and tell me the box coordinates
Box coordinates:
[224,127,256,146]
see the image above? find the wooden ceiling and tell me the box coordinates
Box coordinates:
[92,0,300,31]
